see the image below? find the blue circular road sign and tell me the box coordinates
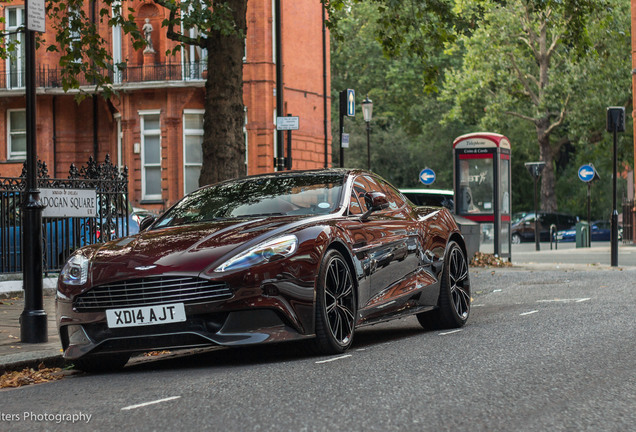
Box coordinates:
[419,168,436,185]
[578,164,595,182]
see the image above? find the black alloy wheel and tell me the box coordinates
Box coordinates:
[312,249,357,354]
[417,241,471,329]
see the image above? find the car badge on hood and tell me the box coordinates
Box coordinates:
[134,265,157,271]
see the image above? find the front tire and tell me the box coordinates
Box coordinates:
[311,249,357,354]
[418,241,470,330]
[511,233,522,244]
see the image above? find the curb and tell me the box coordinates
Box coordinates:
[0,352,66,374]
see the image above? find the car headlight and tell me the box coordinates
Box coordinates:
[214,235,298,272]
[60,254,89,285]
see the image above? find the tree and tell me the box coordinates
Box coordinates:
[328,1,473,188]
[442,0,605,211]
[44,0,247,186]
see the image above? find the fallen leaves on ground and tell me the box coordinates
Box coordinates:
[143,350,171,357]
[470,252,513,268]
[0,363,64,389]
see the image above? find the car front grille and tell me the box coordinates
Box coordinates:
[73,276,233,312]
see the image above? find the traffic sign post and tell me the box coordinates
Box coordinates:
[419,168,436,185]
[21,0,47,343]
[578,163,600,247]
[276,115,299,170]
[606,107,625,266]
[525,162,546,251]
[339,89,355,167]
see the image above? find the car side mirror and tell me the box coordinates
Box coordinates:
[361,192,390,221]
[139,215,157,231]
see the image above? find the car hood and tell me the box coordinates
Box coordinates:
[87,216,312,284]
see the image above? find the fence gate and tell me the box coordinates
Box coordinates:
[0,155,129,274]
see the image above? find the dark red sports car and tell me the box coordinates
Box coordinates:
[56,169,471,371]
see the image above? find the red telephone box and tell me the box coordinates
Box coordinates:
[453,132,511,259]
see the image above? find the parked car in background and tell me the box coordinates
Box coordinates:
[557,220,622,242]
[511,212,578,244]
[0,194,151,273]
[400,188,454,210]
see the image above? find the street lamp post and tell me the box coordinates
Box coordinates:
[362,96,373,170]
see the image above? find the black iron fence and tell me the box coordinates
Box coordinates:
[622,199,634,244]
[0,61,206,89]
[0,155,129,274]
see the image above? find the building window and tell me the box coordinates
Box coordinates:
[5,8,25,89]
[7,110,26,160]
[181,9,207,80]
[140,112,162,201]
[183,110,203,195]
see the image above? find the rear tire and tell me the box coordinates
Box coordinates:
[417,241,470,330]
[310,249,357,355]
[72,353,131,373]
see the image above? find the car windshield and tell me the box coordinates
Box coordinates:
[154,172,345,228]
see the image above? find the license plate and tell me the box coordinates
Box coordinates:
[106,303,186,328]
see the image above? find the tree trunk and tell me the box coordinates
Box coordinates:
[199,0,248,186]
[537,121,558,212]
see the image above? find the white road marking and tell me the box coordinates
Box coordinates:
[438,329,463,336]
[537,298,591,304]
[493,289,503,293]
[520,310,539,316]
[315,354,352,364]
[121,396,181,411]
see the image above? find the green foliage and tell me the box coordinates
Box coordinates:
[331,0,632,219]
[330,2,473,189]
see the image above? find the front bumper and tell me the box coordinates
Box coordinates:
[57,275,316,360]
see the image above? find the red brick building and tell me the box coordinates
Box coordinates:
[0,1,331,212]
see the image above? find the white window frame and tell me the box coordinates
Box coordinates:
[7,109,26,160]
[182,109,204,195]
[5,7,25,89]
[139,110,162,201]
[180,5,207,80]
[111,2,123,84]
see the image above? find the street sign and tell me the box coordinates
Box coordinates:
[524,162,545,179]
[27,0,46,32]
[41,188,98,218]
[276,116,299,130]
[578,164,598,182]
[346,89,355,117]
[341,133,350,148]
[419,168,436,185]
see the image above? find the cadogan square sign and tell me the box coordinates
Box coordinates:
[41,188,98,218]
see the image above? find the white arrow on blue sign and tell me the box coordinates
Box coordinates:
[346,89,355,117]
[578,164,596,182]
[419,168,436,185]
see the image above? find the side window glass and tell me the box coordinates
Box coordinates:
[351,177,371,213]
[348,190,362,215]
[377,180,405,211]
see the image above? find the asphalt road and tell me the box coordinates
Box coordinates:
[1,266,635,431]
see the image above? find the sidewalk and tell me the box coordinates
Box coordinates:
[0,287,64,373]
[1,242,635,373]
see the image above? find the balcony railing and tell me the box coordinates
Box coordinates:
[0,61,207,90]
